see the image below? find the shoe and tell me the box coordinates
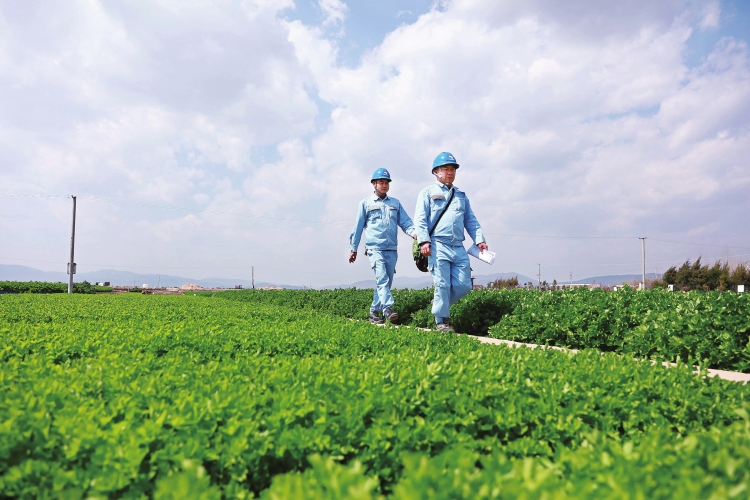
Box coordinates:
[435,319,455,333]
[383,307,398,323]
[369,311,384,324]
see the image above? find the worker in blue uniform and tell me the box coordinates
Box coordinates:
[350,168,417,324]
[414,152,488,332]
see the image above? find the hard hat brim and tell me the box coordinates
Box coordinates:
[432,163,459,172]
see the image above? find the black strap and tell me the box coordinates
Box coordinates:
[428,188,455,238]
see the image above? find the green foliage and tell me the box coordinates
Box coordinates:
[489,288,750,372]
[486,276,518,289]
[217,288,375,320]
[450,289,515,336]
[268,417,750,499]
[215,288,509,334]
[154,460,221,500]
[662,258,750,291]
[411,238,421,259]
[2,294,749,497]
[262,455,381,500]
[0,280,112,294]
[217,288,434,328]
[408,308,435,329]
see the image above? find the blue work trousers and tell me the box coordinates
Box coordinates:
[429,241,472,323]
[367,249,397,312]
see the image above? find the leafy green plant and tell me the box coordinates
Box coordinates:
[488,288,750,372]
[267,417,750,499]
[1,294,749,497]
[449,289,516,336]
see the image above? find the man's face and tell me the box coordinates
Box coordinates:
[372,179,390,195]
[433,165,457,185]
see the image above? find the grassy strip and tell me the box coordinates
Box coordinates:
[0,280,113,294]
[217,288,750,372]
[215,288,513,335]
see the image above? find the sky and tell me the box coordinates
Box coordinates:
[1,0,749,287]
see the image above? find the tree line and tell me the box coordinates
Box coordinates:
[653,258,749,291]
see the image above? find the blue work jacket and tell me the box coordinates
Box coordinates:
[350,194,416,252]
[414,183,485,246]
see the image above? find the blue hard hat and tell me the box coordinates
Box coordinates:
[432,152,459,171]
[371,168,392,182]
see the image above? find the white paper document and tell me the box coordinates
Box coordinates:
[467,244,495,265]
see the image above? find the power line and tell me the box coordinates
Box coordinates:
[523,253,750,269]
[485,232,638,240]
[0,193,70,199]
[82,195,351,226]
[649,237,750,251]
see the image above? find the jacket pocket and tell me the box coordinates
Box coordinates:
[366,205,382,222]
[453,196,465,213]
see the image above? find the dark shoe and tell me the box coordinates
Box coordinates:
[435,319,454,333]
[369,311,384,324]
[383,307,398,323]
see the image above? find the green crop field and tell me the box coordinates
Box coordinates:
[2,292,750,498]
[220,287,750,372]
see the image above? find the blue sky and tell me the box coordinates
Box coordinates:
[287,0,435,66]
[685,0,750,65]
[1,0,749,287]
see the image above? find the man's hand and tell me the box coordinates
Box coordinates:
[412,234,417,239]
[349,251,357,263]
[478,243,489,252]
[419,242,431,257]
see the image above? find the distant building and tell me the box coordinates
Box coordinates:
[179,283,203,291]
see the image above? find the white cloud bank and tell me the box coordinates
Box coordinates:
[1,0,748,285]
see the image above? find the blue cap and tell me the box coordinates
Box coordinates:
[371,168,392,182]
[432,152,459,171]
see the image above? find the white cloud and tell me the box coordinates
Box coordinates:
[286,0,750,278]
[319,0,347,28]
[1,0,749,285]
[700,1,721,30]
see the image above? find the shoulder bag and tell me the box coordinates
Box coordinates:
[413,188,455,272]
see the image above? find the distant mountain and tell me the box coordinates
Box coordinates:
[572,273,658,286]
[0,264,67,282]
[0,264,303,289]
[0,263,655,290]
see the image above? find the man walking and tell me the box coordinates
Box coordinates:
[350,168,417,324]
[414,152,488,332]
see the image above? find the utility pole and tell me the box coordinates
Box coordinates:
[537,263,541,289]
[252,266,255,289]
[639,237,646,291]
[67,196,77,294]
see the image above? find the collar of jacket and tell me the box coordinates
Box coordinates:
[371,193,390,202]
[435,182,458,192]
